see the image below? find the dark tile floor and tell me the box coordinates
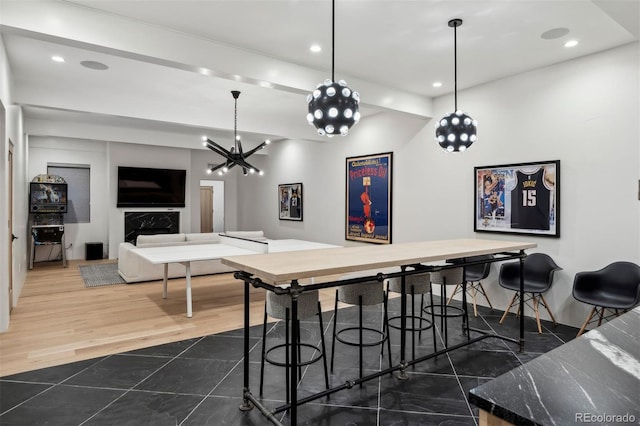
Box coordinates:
[0,295,579,425]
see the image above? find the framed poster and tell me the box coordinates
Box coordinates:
[346,152,392,244]
[278,183,303,221]
[474,160,560,237]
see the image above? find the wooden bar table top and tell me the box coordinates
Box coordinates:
[221,238,537,284]
[225,238,537,426]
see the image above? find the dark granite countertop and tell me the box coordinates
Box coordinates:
[469,307,640,426]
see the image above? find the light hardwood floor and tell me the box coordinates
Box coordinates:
[0,259,342,377]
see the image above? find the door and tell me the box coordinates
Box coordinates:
[200,186,214,233]
[8,143,13,312]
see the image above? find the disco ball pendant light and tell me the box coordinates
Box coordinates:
[203,91,270,176]
[306,0,360,137]
[435,18,477,152]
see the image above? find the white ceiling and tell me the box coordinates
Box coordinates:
[1,0,638,151]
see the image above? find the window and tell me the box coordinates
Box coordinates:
[47,164,90,223]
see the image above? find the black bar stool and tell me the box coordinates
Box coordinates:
[425,267,467,349]
[260,289,329,403]
[330,279,391,385]
[386,272,436,361]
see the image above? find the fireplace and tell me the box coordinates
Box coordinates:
[124,212,180,244]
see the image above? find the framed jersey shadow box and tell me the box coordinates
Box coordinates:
[474,160,560,238]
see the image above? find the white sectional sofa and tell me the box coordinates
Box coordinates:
[117,231,264,283]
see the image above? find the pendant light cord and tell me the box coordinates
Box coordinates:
[234,96,238,152]
[454,23,458,111]
[331,0,335,82]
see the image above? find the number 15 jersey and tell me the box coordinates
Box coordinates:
[510,169,550,230]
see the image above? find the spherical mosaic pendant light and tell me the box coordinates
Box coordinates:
[435,19,477,152]
[306,0,360,137]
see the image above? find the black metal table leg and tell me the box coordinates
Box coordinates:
[397,266,408,380]
[290,281,299,425]
[240,279,253,411]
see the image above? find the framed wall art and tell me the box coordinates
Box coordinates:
[346,152,392,244]
[474,160,560,237]
[278,183,303,221]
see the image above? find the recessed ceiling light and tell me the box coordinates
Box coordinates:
[432,81,442,88]
[541,27,570,40]
[310,44,322,53]
[564,40,579,48]
[51,56,65,63]
[80,60,109,70]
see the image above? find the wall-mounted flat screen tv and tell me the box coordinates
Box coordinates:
[117,166,186,208]
[29,182,68,213]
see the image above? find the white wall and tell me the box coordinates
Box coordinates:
[237,43,640,329]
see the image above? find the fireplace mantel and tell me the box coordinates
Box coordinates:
[124,211,180,244]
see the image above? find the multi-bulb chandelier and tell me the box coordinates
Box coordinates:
[203,90,269,176]
[435,18,477,152]
[306,0,360,137]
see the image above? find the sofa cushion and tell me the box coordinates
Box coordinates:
[186,232,222,244]
[136,233,186,247]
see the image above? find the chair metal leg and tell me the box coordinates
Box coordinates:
[577,306,597,337]
[428,283,437,354]
[500,293,518,323]
[358,295,363,387]
[317,302,330,391]
[418,293,425,340]
[330,289,339,372]
[411,286,416,361]
[296,320,302,381]
[259,303,268,395]
[384,291,392,370]
[284,308,290,404]
[441,282,448,347]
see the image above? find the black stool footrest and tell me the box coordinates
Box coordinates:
[264,342,324,368]
[388,314,433,332]
[424,305,464,318]
[335,326,387,348]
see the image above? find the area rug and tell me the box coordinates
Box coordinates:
[79,262,126,288]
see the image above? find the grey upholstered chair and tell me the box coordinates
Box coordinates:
[428,267,467,349]
[331,279,391,385]
[386,272,436,360]
[260,289,329,403]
